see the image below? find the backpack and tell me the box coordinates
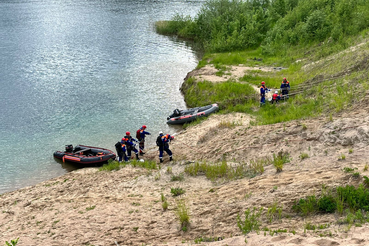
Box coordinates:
[115,141,122,154]
[136,129,141,139]
[156,135,163,147]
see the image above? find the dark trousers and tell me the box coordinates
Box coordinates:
[159,145,172,159]
[127,147,138,159]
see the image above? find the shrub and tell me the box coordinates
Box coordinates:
[249,158,267,174]
[300,152,309,160]
[171,173,184,182]
[343,167,355,173]
[266,202,283,223]
[237,207,263,234]
[171,187,185,197]
[318,195,337,213]
[353,172,360,178]
[363,176,369,187]
[292,196,318,216]
[337,185,369,211]
[272,152,289,173]
[5,238,19,246]
[162,200,168,211]
[176,200,190,231]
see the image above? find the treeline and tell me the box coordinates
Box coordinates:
[156,0,369,53]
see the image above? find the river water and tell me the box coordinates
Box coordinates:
[0,0,205,194]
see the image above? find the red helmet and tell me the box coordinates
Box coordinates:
[261,81,265,85]
[142,125,147,129]
[126,131,130,135]
[283,77,286,80]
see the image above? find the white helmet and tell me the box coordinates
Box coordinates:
[159,131,163,135]
[275,91,278,94]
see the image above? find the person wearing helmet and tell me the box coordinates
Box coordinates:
[280,77,290,97]
[157,133,174,163]
[271,90,281,104]
[136,125,151,155]
[124,132,139,160]
[260,81,269,105]
[115,138,128,162]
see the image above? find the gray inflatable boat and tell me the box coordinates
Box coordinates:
[166,103,219,125]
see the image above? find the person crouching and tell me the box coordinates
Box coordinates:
[271,90,281,104]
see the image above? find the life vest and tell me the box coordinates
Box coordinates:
[273,93,278,100]
[260,85,266,95]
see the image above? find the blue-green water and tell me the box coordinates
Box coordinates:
[0,0,204,194]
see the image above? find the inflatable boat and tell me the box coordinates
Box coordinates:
[167,103,219,125]
[54,145,116,167]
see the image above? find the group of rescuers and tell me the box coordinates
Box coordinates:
[114,78,290,162]
[115,125,174,163]
[260,77,290,105]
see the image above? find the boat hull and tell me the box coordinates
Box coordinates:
[53,145,116,167]
[167,103,219,125]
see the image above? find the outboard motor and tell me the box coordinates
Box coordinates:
[65,144,73,153]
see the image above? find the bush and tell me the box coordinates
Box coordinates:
[237,207,263,234]
[171,187,185,197]
[318,195,337,213]
[176,200,190,231]
[292,195,318,216]
[272,152,289,173]
[5,238,19,246]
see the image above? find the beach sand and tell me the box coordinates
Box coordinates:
[2,64,369,246]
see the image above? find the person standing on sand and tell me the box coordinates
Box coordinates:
[157,132,174,163]
[260,81,269,105]
[136,125,151,155]
[124,132,140,160]
[115,139,128,162]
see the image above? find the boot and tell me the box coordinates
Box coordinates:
[160,158,163,163]
[136,153,139,160]
[169,156,173,161]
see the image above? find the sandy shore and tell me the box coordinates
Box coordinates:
[2,64,369,246]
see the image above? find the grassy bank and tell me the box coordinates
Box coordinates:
[180,38,369,125]
[155,0,369,125]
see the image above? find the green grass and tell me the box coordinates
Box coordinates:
[272,153,290,173]
[99,159,158,172]
[266,202,283,224]
[237,207,263,235]
[5,238,19,246]
[171,173,184,182]
[171,187,185,197]
[176,200,190,232]
[162,200,168,211]
[182,78,256,109]
[293,185,369,217]
[184,160,260,181]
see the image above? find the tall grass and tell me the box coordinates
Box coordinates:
[176,200,190,231]
[293,185,369,216]
[181,78,255,109]
[184,160,259,181]
[237,207,263,234]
